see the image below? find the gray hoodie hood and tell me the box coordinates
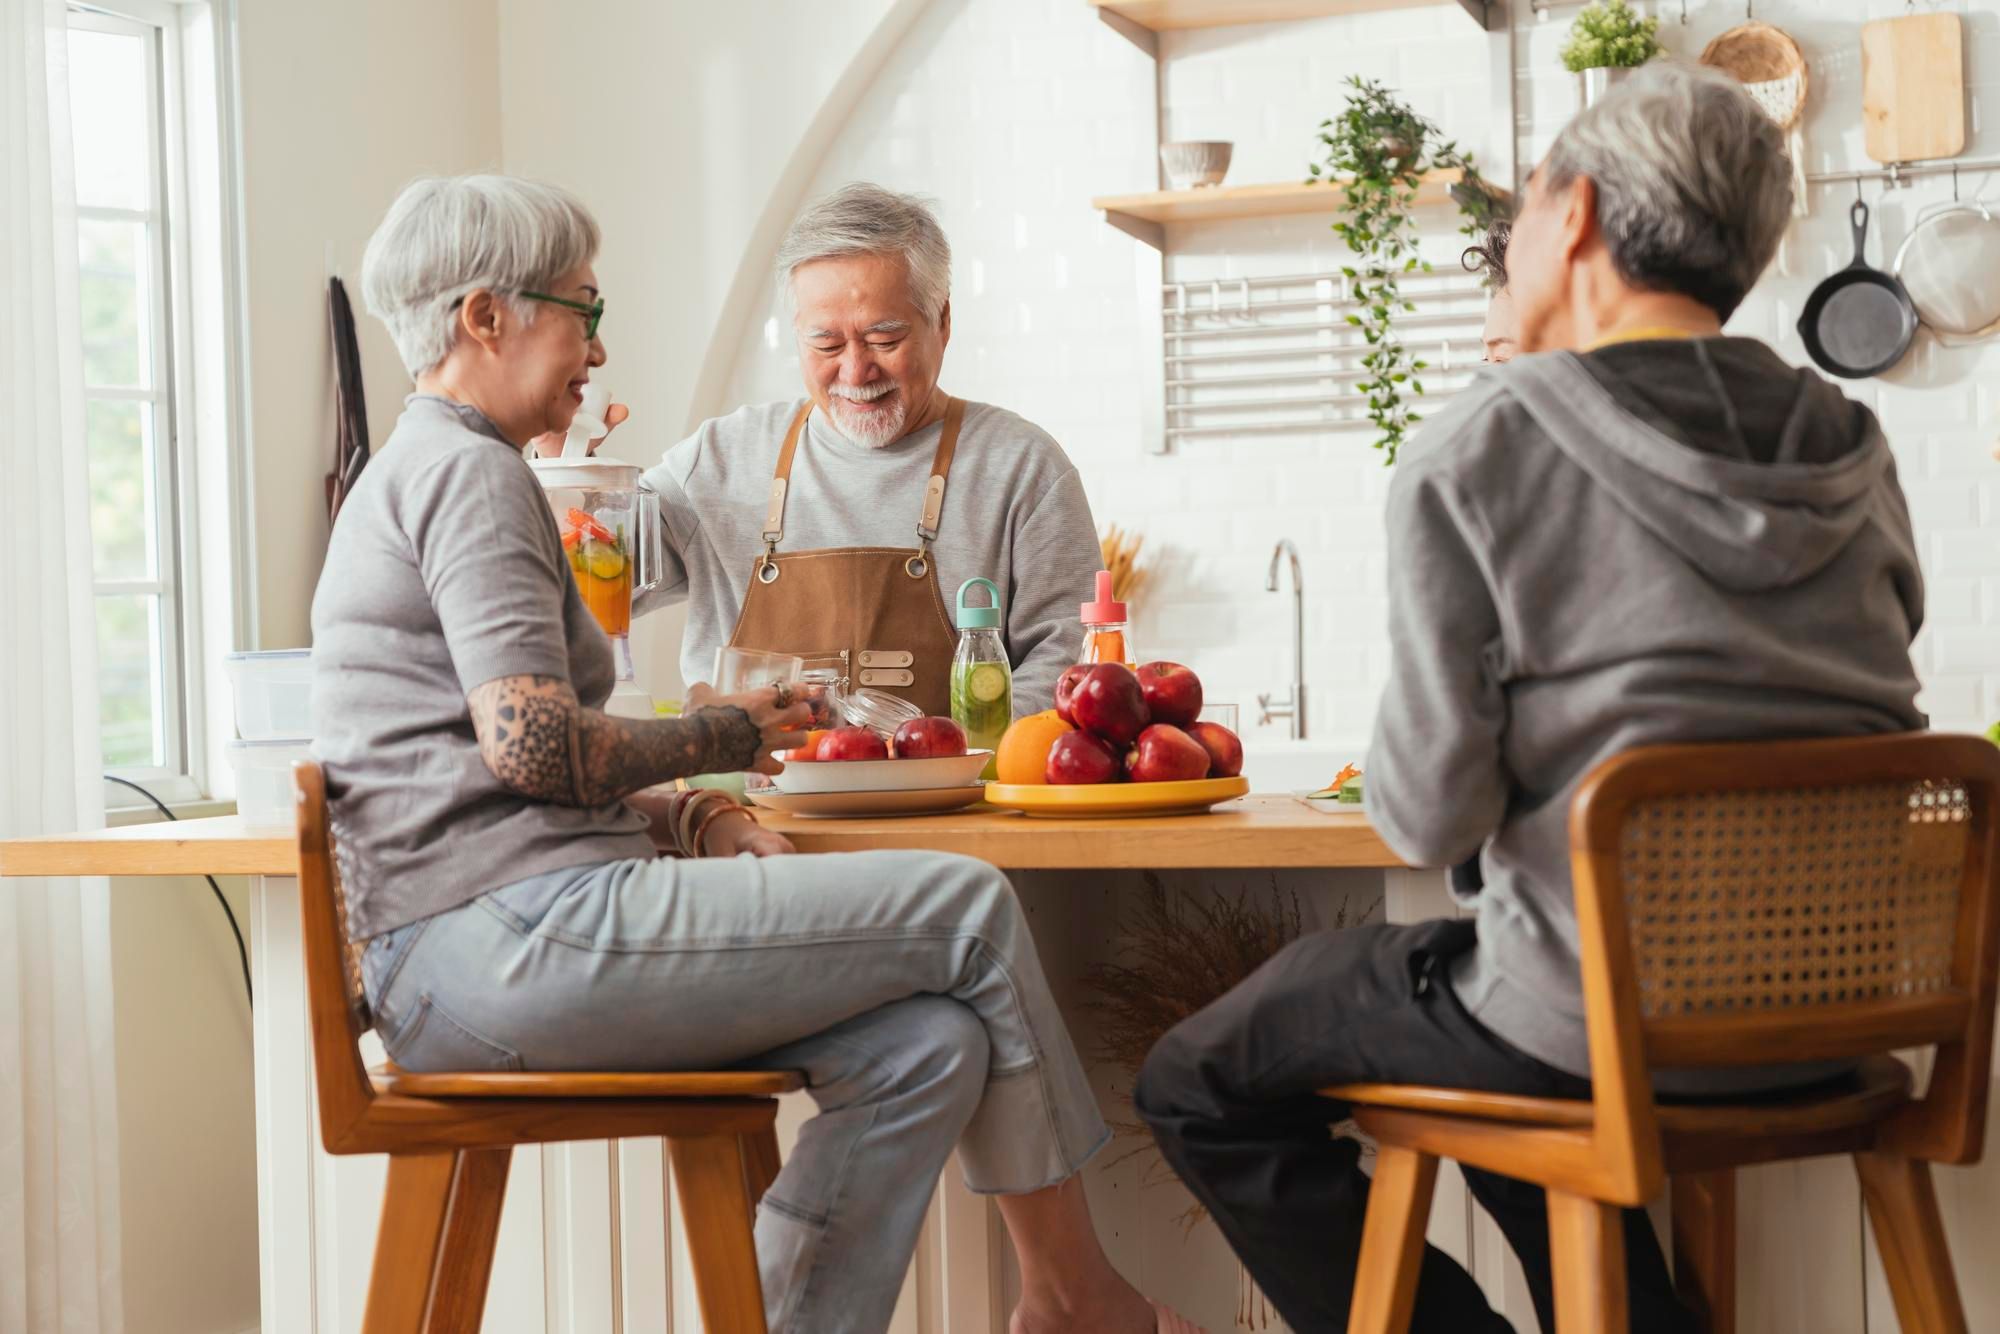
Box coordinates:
[1508,342,1898,594]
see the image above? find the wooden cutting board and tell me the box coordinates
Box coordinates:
[1862,12,1965,164]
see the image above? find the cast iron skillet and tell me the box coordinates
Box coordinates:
[1797,200,1917,379]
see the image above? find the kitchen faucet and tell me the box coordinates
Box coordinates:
[1257,539,1306,740]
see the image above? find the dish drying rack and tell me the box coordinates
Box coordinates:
[1156,268,1491,447]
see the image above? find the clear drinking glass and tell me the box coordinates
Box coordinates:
[1198,703,1240,732]
[710,646,804,696]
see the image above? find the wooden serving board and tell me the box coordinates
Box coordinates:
[1862,12,1965,164]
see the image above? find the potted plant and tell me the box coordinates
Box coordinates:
[1309,77,1500,465]
[1561,0,1663,106]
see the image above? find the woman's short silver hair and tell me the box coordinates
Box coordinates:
[775,183,952,324]
[1540,62,1791,320]
[361,174,600,377]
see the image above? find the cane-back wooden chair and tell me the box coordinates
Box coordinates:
[293,761,801,1332]
[1330,733,2000,1334]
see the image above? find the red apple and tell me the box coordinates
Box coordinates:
[1069,663,1150,747]
[894,716,968,759]
[819,727,889,762]
[1045,730,1121,785]
[1185,721,1244,779]
[1125,724,1212,783]
[1137,662,1204,728]
[1054,663,1092,725]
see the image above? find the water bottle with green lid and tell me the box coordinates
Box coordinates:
[950,578,1012,778]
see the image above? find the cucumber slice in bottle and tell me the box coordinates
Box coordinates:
[967,663,1008,704]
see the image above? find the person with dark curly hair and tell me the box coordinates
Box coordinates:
[1463,220,1517,364]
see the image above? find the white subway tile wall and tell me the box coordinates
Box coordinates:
[725,0,2000,746]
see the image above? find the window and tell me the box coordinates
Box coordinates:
[61,1,216,800]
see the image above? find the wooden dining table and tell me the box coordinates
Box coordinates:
[0,793,1398,877]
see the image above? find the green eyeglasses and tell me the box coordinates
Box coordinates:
[521,290,605,340]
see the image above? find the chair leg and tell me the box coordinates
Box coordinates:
[363,1150,510,1333]
[1671,1170,1736,1334]
[423,1148,513,1333]
[668,1132,770,1334]
[743,1121,782,1207]
[1347,1145,1439,1334]
[1855,1152,1969,1334]
[1547,1190,1627,1334]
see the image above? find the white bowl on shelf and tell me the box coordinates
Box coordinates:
[776,751,992,795]
[1160,140,1233,190]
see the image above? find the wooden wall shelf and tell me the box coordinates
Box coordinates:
[1092,171,1474,249]
[1089,0,1490,40]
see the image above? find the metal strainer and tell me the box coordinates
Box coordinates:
[1893,201,2000,342]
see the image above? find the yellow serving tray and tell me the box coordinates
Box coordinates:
[983,776,1250,819]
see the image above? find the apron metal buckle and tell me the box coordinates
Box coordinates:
[908,526,937,580]
[757,541,781,584]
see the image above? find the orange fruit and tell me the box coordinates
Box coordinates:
[995,709,1074,785]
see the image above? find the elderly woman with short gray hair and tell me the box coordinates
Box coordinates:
[1140,63,1924,1331]
[312,174,1197,1334]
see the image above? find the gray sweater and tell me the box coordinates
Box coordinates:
[1369,339,1925,1091]
[638,397,1102,713]
[312,396,653,940]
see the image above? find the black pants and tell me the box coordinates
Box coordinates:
[1134,918,1697,1334]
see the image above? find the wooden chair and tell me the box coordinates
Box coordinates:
[291,761,802,1333]
[1331,733,2000,1334]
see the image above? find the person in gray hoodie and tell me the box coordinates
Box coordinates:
[1136,64,1924,1334]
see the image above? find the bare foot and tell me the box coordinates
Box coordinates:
[1009,1295,1208,1334]
[1010,1288,1152,1334]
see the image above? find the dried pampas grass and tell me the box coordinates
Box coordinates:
[1100,524,1152,604]
[1083,874,1374,1330]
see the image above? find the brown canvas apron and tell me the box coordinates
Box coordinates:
[725,397,965,717]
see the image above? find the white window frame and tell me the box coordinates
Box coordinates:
[67,0,250,813]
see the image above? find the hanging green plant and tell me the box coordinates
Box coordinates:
[1309,76,1501,465]
[1560,0,1663,73]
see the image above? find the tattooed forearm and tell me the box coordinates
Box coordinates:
[468,674,762,806]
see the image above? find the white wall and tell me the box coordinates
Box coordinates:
[709,0,2000,749]
[236,0,502,649]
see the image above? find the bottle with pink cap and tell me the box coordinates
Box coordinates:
[1079,570,1136,670]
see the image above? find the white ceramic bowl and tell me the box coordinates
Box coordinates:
[1160,140,1233,190]
[776,751,992,795]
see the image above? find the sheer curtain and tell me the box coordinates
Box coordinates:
[1,1,125,1330]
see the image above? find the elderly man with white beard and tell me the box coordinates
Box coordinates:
[638,183,1104,718]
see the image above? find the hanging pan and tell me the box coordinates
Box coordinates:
[1797,199,1917,379]
[1892,199,2000,346]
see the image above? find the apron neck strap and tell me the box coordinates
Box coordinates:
[916,396,965,544]
[760,395,966,557]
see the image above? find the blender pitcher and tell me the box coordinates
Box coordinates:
[529,387,662,719]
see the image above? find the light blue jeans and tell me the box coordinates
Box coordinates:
[361,849,1109,1334]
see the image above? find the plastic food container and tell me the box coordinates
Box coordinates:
[227,739,313,825]
[838,687,923,740]
[224,649,313,741]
